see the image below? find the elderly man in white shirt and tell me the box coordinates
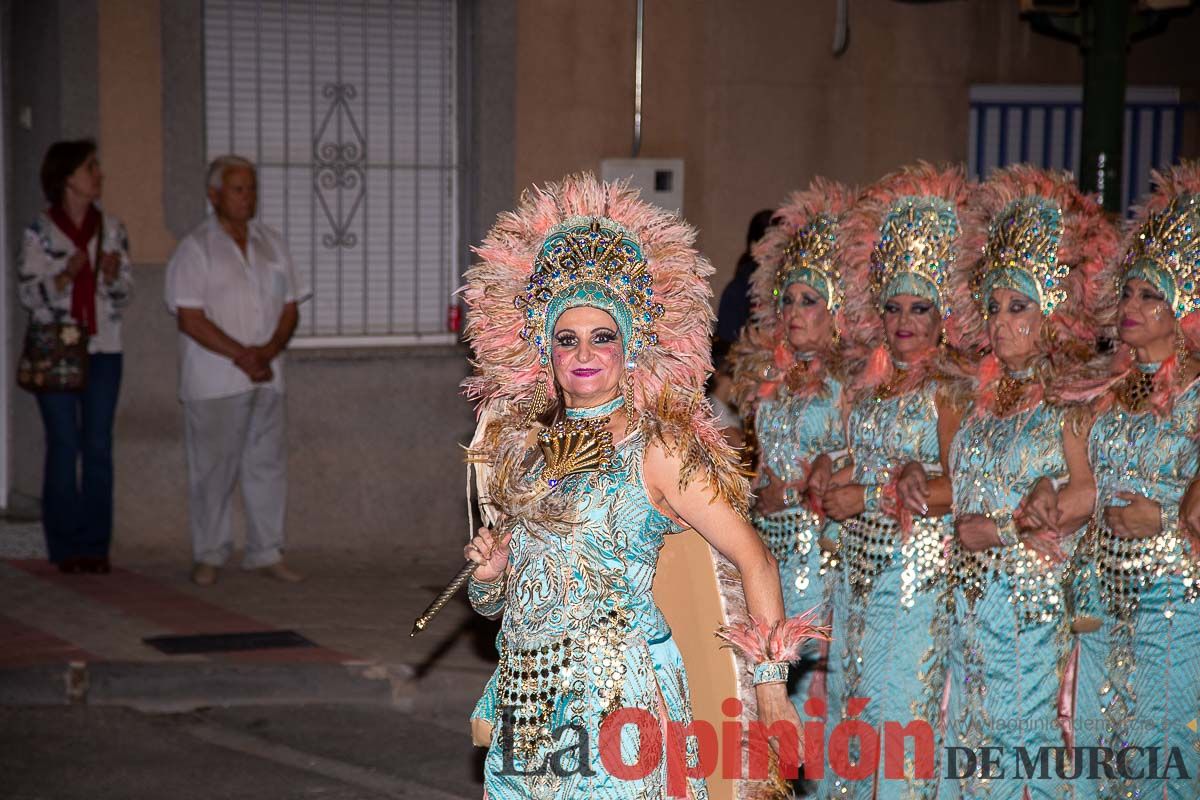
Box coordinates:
[165,155,310,586]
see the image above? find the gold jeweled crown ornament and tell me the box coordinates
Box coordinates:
[773,213,842,313]
[516,216,663,366]
[1121,193,1200,319]
[870,195,960,316]
[976,196,1068,317]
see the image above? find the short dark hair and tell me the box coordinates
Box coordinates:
[40,139,97,206]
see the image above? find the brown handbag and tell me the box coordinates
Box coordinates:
[16,311,89,393]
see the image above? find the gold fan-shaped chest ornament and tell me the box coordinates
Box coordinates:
[535,417,616,492]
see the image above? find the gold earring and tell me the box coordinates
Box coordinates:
[522,379,549,427]
[1175,322,1187,379]
[623,375,637,435]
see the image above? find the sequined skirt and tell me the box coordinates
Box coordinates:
[1073,569,1200,800]
[943,544,1073,800]
[820,513,950,800]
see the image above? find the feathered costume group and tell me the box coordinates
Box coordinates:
[458,161,1200,800]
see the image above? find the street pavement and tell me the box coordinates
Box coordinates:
[1,704,483,799]
[0,521,496,798]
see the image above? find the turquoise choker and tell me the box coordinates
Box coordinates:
[1007,366,1036,381]
[565,395,625,420]
[1137,361,1163,375]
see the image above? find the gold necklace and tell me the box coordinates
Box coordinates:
[994,374,1033,416]
[785,359,812,393]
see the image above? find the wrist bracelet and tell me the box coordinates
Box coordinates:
[783,485,801,508]
[753,661,789,685]
[863,485,883,514]
[1160,502,1179,536]
[990,511,1019,547]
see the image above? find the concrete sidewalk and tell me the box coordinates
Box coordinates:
[0,522,499,717]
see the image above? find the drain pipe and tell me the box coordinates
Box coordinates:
[633,0,644,157]
[833,0,849,56]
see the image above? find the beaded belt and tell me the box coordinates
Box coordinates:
[840,513,947,609]
[496,604,635,759]
[948,541,1063,626]
[1090,521,1200,617]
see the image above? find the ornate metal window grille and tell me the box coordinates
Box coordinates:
[204,0,459,341]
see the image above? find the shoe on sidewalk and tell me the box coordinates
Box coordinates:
[191,563,218,586]
[257,561,305,583]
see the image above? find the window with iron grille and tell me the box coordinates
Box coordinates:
[204,0,459,344]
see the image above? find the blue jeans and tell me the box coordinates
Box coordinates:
[35,352,123,562]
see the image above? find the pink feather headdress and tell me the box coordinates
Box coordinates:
[727,179,863,413]
[839,162,979,392]
[461,173,748,508]
[955,166,1120,413]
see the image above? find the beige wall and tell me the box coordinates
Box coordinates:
[514,0,1200,296]
[98,0,175,263]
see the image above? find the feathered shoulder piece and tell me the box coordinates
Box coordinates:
[727,179,862,414]
[461,173,748,513]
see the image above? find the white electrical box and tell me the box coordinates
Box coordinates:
[600,158,685,214]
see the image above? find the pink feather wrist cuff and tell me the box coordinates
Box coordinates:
[714,607,832,672]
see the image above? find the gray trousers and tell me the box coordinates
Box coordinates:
[183,388,286,568]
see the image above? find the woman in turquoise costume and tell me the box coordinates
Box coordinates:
[727,180,859,715]
[1056,162,1200,800]
[458,174,825,800]
[940,166,1117,800]
[809,164,975,800]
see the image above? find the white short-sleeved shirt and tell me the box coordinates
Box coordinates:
[164,217,311,402]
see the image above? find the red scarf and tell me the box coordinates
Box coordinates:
[48,204,101,335]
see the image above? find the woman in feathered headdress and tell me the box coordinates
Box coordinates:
[807,163,975,800]
[726,179,859,723]
[1051,161,1200,800]
[940,165,1117,800]
[459,174,826,799]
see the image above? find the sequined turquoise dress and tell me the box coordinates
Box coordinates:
[469,430,707,800]
[752,376,845,713]
[944,396,1075,800]
[1069,373,1200,800]
[819,378,950,800]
